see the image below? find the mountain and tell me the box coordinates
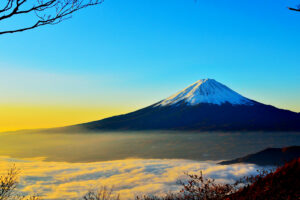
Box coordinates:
[156,79,253,106]
[64,79,300,132]
[219,146,300,166]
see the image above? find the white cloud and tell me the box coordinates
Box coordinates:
[0,157,264,200]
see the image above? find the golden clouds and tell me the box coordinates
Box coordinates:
[0,157,262,200]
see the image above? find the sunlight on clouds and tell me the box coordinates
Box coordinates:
[0,157,263,200]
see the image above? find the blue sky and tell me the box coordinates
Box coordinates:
[0,0,299,130]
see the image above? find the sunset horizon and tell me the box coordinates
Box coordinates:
[1,77,300,132]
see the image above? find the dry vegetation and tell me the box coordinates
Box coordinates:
[0,165,40,200]
[83,186,120,200]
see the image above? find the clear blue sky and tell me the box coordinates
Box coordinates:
[0,0,299,130]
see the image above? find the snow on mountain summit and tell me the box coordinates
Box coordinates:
[157,79,253,106]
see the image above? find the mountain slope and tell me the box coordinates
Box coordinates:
[65,79,300,132]
[229,158,300,200]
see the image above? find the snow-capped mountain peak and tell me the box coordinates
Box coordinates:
[157,79,253,106]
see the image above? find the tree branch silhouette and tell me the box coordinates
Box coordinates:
[288,6,300,12]
[0,0,103,35]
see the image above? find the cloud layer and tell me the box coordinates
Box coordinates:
[0,157,262,200]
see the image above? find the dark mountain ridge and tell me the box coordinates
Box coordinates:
[219,146,300,166]
[72,101,300,132]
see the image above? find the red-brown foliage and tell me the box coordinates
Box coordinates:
[228,158,300,200]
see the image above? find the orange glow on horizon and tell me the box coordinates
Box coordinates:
[0,104,134,132]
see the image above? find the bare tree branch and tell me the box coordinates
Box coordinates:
[288,7,300,12]
[0,0,104,35]
[0,165,19,200]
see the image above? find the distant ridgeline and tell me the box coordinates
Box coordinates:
[219,146,300,166]
[54,79,300,132]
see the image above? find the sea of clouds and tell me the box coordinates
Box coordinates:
[0,157,263,200]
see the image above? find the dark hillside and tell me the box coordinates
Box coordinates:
[229,158,300,200]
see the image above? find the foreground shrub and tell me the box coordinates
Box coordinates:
[178,171,235,200]
[83,186,120,200]
[0,165,19,200]
[0,165,40,200]
[137,171,237,200]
